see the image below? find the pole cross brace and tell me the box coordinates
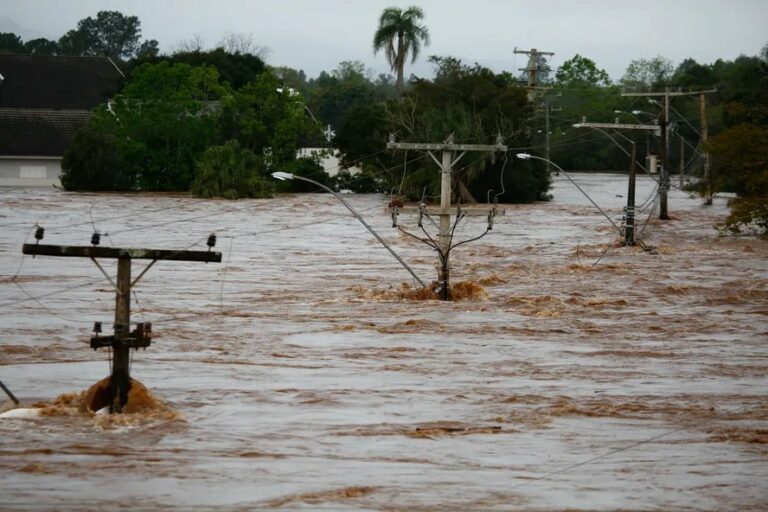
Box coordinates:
[386,206,505,216]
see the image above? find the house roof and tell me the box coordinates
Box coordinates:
[0,54,124,110]
[0,108,91,157]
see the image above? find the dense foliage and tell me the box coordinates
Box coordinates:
[61,62,321,197]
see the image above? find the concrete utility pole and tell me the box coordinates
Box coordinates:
[387,135,506,300]
[700,93,712,205]
[679,134,685,189]
[22,242,221,412]
[573,121,660,246]
[514,47,555,88]
[621,89,717,217]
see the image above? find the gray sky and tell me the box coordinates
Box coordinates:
[1,0,766,80]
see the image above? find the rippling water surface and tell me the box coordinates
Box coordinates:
[0,174,766,511]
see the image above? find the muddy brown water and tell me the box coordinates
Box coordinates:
[0,174,766,511]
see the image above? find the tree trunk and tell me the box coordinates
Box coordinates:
[395,33,405,93]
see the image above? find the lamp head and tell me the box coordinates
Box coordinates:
[572,123,582,128]
[631,110,641,115]
[271,171,295,181]
[516,153,532,160]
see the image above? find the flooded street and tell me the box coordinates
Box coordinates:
[0,173,766,510]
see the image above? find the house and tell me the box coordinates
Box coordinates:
[0,54,124,187]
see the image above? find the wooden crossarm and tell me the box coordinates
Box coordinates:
[387,206,505,216]
[23,244,222,263]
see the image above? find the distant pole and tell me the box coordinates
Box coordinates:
[545,99,552,176]
[620,88,716,219]
[625,141,637,246]
[659,89,670,220]
[701,93,712,205]
[679,134,685,189]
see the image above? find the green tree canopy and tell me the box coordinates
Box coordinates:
[621,56,674,90]
[555,54,611,88]
[0,32,25,53]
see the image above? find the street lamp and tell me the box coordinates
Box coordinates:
[515,154,622,237]
[271,172,426,288]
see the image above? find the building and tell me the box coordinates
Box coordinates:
[0,54,124,187]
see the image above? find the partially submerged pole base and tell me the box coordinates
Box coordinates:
[82,376,153,414]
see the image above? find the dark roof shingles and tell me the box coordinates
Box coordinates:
[0,54,123,110]
[0,108,91,157]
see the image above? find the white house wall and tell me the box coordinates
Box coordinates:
[0,158,62,187]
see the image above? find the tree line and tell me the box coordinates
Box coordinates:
[1,8,766,232]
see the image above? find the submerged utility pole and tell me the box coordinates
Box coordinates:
[621,88,717,218]
[23,240,221,412]
[700,93,712,205]
[573,121,660,246]
[387,135,506,300]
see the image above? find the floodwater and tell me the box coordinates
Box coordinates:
[0,173,766,511]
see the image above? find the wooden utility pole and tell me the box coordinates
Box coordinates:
[621,88,716,218]
[22,243,221,412]
[573,122,660,245]
[387,135,506,300]
[700,93,712,205]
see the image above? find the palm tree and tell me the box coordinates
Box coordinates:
[373,6,430,92]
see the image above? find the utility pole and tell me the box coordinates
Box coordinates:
[513,47,554,100]
[22,240,221,412]
[573,121,660,246]
[387,135,506,300]
[543,98,562,176]
[621,88,716,219]
[626,141,638,246]
[679,134,685,189]
[659,95,669,219]
[700,93,712,205]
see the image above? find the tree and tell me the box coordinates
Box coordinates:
[61,108,134,191]
[191,140,273,199]
[217,32,269,59]
[0,32,25,53]
[372,5,430,92]
[555,54,611,87]
[24,38,59,55]
[57,10,154,60]
[131,48,266,89]
[621,56,674,90]
[379,57,544,202]
[63,62,226,192]
[135,39,159,59]
[219,70,320,169]
[707,123,768,234]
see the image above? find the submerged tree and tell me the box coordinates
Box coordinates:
[372,5,430,92]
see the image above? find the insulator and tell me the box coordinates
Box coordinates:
[93,321,102,333]
[207,233,217,249]
[391,209,398,228]
[91,232,101,246]
[487,211,495,231]
[34,226,44,241]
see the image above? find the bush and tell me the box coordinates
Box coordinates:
[190,140,273,199]
[61,123,135,191]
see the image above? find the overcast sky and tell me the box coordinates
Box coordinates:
[2,0,766,80]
